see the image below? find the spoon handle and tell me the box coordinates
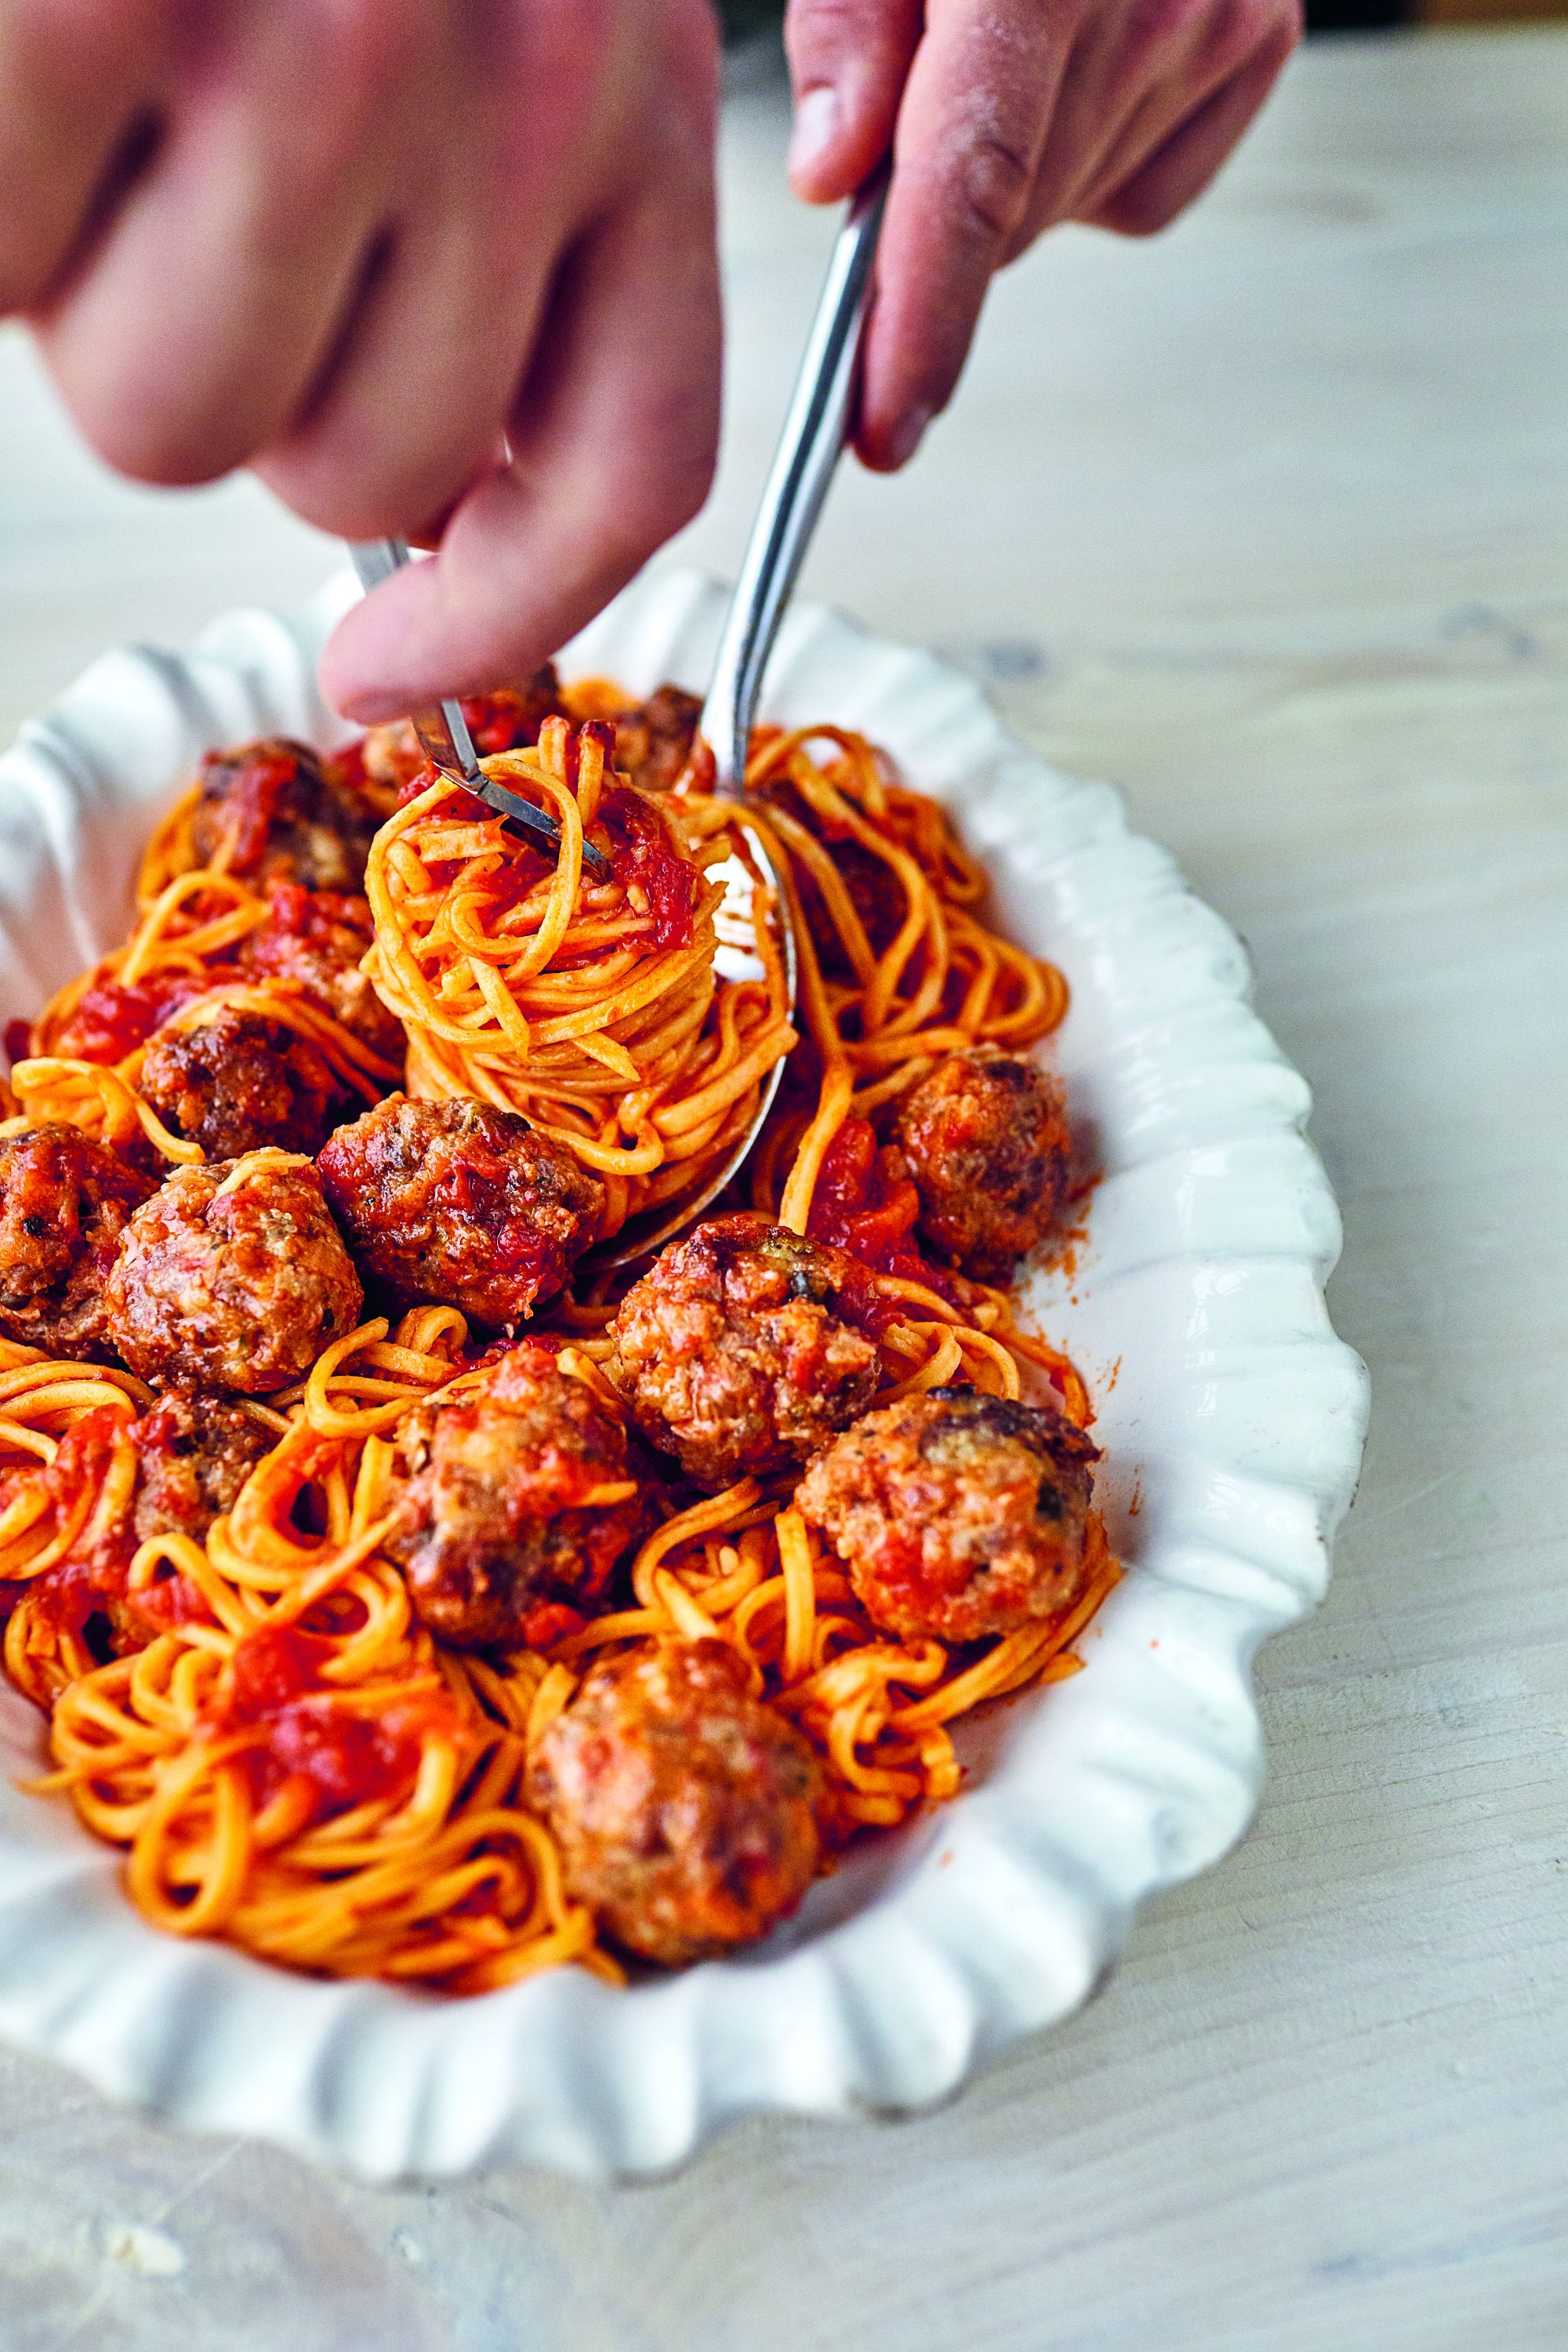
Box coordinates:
[701,168,889,797]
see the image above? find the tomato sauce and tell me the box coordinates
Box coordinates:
[597,786,695,949]
[519,1599,586,1652]
[2,1408,136,1645]
[249,882,362,953]
[808,1117,957,1329]
[49,967,210,1065]
[227,1622,457,1820]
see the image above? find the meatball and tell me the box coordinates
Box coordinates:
[317,1096,604,1327]
[615,684,702,794]
[0,1124,155,1360]
[132,1385,273,1542]
[755,778,906,982]
[605,1214,880,1491]
[891,1044,1072,1283]
[104,1155,363,1393]
[385,1341,642,1647]
[463,674,567,755]
[359,673,567,794]
[240,884,404,1062]
[528,1638,822,1965]
[139,1007,350,1160]
[796,1385,1100,1646]
[191,737,379,892]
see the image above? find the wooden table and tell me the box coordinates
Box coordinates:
[0,27,1563,2350]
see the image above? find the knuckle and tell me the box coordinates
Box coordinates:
[316,0,429,110]
[944,125,1036,248]
[604,431,716,559]
[64,382,236,487]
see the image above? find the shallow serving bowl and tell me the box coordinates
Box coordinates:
[0,566,1368,2181]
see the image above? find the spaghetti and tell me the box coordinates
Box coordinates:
[0,689,1116,1990]
[363,713,796,1243]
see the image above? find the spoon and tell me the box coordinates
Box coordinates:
[594,166,889,1267]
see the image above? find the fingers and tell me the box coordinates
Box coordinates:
[784,0,922,203]
[1004,0,1258,252]
[853,0,1066,470]
[253,201,557,543]
[257,2,605,539]
[34,5,426,486]
[320,101,722,720]
[0,0,171,310]
[1087,23,1298,236]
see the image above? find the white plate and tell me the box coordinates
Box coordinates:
[0,567,1368,2181]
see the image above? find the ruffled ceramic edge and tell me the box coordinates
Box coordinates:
[0,568,1369,2182]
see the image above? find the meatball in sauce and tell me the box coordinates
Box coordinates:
[104,1153,362,1393]
[139,1007,350,1160]
[239,884,404,1063]
[132,1386,273,1543]
[796,1385,1100,1646]
[612,684,702,795]
[0,1124,154,1360]
[386,1341,644,1649]
[191,738,379,893]
[605,1214,880,1492]
[317,1096,604,1327]
[528,1638,822,1966]
[360,674,568,795]
[891,1044,1072,1283]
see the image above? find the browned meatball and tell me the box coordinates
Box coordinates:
[385,1341,643,1648]
[317,1096,604,1327]
[891,1045,1072,1283]
[239,884,404,1062]
[358,674,567,796]
[796,1385,1100,1646]
[104,1155,363,1393]
[139,1007,350,1160]
[605,1214,880,1492]
[132,1386,273,1542]
[614,684,702,793]
[191,738,379,892]
[755,778,906,982]
[0,1124,155,1360]
[528,1638,822,1965]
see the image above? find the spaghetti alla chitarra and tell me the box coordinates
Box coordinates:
[0,674,1118,1990]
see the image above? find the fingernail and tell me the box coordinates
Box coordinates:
[789,85,840,180]
[887,405,933,469]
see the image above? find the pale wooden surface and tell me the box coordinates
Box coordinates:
[0,27,1565,2351]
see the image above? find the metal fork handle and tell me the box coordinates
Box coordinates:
[700,167,889,797]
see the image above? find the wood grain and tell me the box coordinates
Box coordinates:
[0,29,1563,2351]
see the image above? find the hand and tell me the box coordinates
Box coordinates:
[0,0,723,720]
[785,0,1300,469]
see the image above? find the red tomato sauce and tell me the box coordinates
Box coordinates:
[0,1409,136,1642]
[227,1622,458,1820]
[249,882,364,953]
[49,967,210,1065]
[808,1117,957,1329]
[596,786,695,949]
